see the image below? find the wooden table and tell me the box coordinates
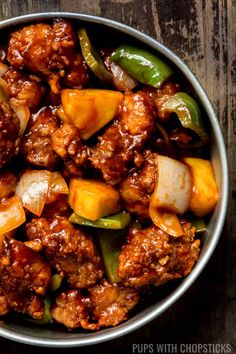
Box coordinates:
[0,1,235,353]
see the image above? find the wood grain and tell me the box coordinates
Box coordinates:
[0,1,235,353]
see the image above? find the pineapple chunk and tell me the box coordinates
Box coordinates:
[183,158,219,217]
[61,89,123,140]
[69,178,120,221]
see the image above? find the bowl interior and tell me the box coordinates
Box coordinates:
[0,12,228,347]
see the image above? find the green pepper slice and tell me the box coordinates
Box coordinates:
[78,28,113,82]
[190,218,207,233]
[98,228,127,282]
[111,45,173,88]
[69,211,131,229]
[98,220,142,282]
[50,274,63,293]
[26,297,53,325]
[162,92,208,141]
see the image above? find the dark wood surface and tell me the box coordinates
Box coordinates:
[0,1,235,353]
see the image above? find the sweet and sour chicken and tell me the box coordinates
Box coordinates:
[0,19,218,331]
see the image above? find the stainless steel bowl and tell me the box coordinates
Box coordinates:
[0,12,228,347]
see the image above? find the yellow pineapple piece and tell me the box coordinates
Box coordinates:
[183,158,219,217]
[61,89,123,140]
[69,178,120,221]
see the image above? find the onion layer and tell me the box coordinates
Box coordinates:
[149,205,184,237]
[110,62,138,91]
[149,155,192,237]
[16,170,52,217]
[0,62,9,77]
[48,172,69,196]
[0,196,26,235]
[10,99,30,135]
[151,155,191,214]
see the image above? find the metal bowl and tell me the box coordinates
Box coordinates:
[0,12,228,347]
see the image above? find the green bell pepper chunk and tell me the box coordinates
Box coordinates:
[162,92,208,141]
[98,220,142,283]
[69,211,131,229]
[111,45,173,88]
[98,228,127,282]
[190,218,207,234]
[50,274,63,293]
[26,297,53,325]
[78,28,112,82]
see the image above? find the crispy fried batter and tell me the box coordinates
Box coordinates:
[0,288,10,316]
[0,235,51,319]
[43,195,71,218]
[51,280,139,329]
[0,100,20,168]
[26,216,104,288]
[63,53,88,88]
[118,223,200,287]
[89,279,139,327]
[0,171,17,199]
[7,19,75,77]
[120,152,157,220]
[21,106,60,169]
[7,19,88,94]
[144,82,180,122]
[52,122,90,176]
[90,91,155,185]
[3,69,46,110]
[50,290,97,330]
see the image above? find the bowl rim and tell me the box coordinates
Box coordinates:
[0,11,229,347]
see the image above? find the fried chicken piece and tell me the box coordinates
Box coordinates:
[0,171,17,199]
[51,290,97,330]
[43,195,71,218]
[3,69,46,110]
[0,100,20,168]
[0,235,51,319]
[63,53,88,88]
[51,280,139,330]
[7,19,88,95]
[120,152,157,220]
[90,123,128,185]
[52,123,90,176]
[90,91,155,185]
[0,289,10,316]
[7,19,75,77]
[24,239,43,253]
[89,279,139,327]
[26,216,104,288]
[144,82,180,122]
[21,106,60,169]
[118,223,200,287]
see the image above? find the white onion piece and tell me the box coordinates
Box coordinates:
[10,99,30,135]
[49,172,69,195]
[0,62,9,77]
[0,77,9,99]
[149,204,184,237]
[110,62,138,91]
[152,155,191,214]
[0,196,26,236]
[16,170,52,216]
